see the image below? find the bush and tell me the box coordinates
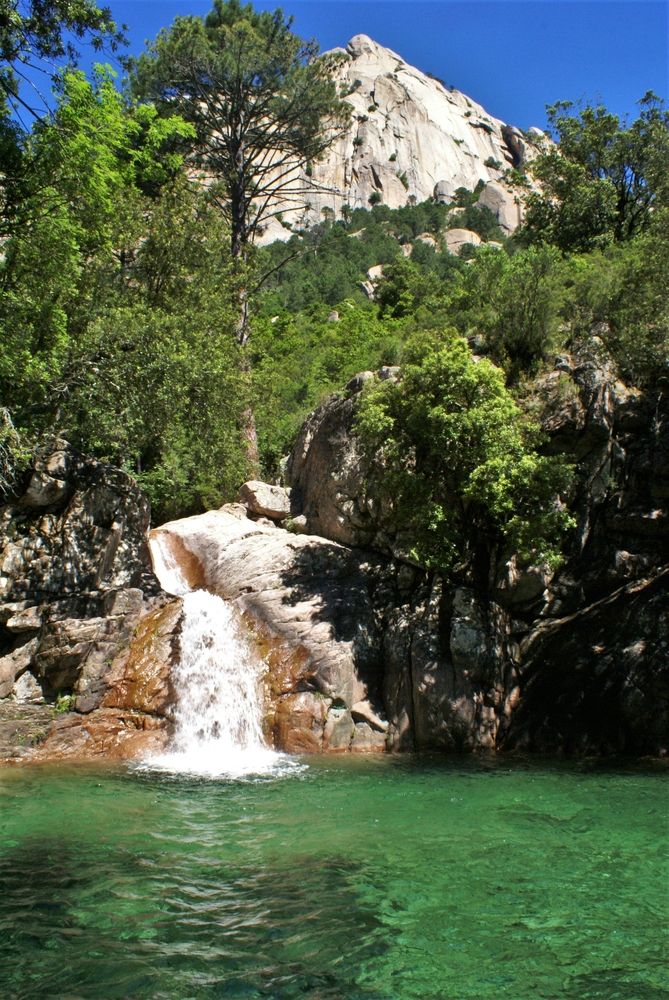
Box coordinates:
[357,332,574,575]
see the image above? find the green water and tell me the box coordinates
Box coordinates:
[0,756,666,999]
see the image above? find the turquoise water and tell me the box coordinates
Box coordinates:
[0,756,666,999]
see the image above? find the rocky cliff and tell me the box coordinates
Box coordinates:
[0,439,176,761]
[261,34,539,242]
[2,354,666,762]
[285,350,668,755]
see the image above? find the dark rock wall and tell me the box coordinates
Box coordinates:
[287,353,669,756]
[0,439,174,761]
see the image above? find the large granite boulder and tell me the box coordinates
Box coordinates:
[443,228,482,255]
[238,480,293,520]
[477,179,523,234]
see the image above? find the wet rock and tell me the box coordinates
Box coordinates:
[273,691,328,753]
[351,721,387,752]
[0,438,168,763]
[28,707,168,763]
[151,511,389,753]
[324,705,355,750]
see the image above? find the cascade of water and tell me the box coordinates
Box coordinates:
[149,531,191,597]
[146,531,290,778]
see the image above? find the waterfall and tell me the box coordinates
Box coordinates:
[146,531,287,778]
[149,530,191,597]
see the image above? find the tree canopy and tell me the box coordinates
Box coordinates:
[357,333,575,577]
[520,93,669,251]
[128,0,349,271]
[0,0,125,120]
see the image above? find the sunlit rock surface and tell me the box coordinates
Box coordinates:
[260,34,536,242]
[150,512,390,753]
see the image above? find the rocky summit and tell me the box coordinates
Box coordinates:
[261,34,540,242]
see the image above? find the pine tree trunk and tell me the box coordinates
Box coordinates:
[239,346,259,474]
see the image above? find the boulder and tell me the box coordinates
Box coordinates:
[149,510,389,753]
[415,232,438,249]
[477,180,522,235]
[239,480,293,520]
[0,638,40,698]
[444,228,482,255]
[12,671,44,704]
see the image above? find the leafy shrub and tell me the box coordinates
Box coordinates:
[357,332,574,575]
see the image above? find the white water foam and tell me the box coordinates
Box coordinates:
[146,532,301,779]
[149,531,191,597]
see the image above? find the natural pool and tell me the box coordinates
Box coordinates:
[0,756,666,999]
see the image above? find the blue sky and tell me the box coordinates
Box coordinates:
[22,1,669,130]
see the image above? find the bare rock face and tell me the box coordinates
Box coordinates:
[0,438,173,763]
[238,480,293,520]
[477,179,523,235]
[443,228,483,255]
[287,354,669,755]
[260,34,536,242]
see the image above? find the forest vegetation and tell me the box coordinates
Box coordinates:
[1,0,667,576]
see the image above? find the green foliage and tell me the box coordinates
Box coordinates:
[520,94,669,251]
[52,693,76,715]
[0,68,249,522]
[564,213,669,386]
[0,408,30,500]
[56,178,250,521]
[449,245,565,378]
[357,333,574,575]
[252,305,402,473]
[375,258,441,318]
[0,0,125,119]
[0,67,193,425]
[453,202,504,241]
[128,0,349,262]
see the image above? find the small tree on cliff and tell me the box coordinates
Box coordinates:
[128,0,350,345]
[357,332,575,578]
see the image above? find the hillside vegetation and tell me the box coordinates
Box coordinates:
[1,1,667,573]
